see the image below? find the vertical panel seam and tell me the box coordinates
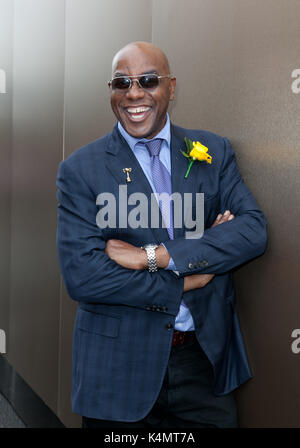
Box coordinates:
[7,0,15,363]
[57,0,67,421]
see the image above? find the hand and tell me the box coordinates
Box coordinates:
[105,239,148,270]
[183,273,215,292]
[183,210,235,292]
[211,209,235,227]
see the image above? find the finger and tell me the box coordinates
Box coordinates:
[217,210,230,224]
[228,214,235,221]
[211,213,222,227]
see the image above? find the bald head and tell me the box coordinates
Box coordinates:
[112,41,171,76]
[109,41,176,139]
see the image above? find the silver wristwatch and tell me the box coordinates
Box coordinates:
[141,244,159,272]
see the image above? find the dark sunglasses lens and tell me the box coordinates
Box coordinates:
[111,77,131,90]
[139,75,159,89]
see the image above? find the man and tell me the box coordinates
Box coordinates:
[56,42,267,428]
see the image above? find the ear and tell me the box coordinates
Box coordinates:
[169,77,176,101]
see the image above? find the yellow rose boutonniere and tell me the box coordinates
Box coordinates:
[181,137,212,178]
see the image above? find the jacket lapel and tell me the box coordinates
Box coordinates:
[104,125,170,243]
[170,124,198,239]
[105,125,152,195]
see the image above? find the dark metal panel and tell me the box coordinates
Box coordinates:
[152,0,300,427]
[0,354,64,427]
[8,0,65,414]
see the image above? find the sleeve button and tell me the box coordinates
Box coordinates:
[166,323,174,330]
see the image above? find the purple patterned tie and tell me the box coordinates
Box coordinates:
[145,139,174,239]
[145,139,187,309]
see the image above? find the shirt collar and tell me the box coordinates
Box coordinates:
[117,113,171,152]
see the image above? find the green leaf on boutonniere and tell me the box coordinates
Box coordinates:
[184,137,194,154]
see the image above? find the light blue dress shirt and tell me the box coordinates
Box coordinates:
[118,115,195,331]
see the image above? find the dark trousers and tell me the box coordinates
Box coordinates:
[82,335,238,428]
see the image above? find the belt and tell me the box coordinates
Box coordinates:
[172,330,196,347]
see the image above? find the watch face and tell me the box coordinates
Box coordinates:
[144,244,158,249]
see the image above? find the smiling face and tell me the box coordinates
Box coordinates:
[110,42,176,139]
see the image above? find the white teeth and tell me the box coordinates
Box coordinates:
[127,107,150,114]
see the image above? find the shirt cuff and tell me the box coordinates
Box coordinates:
[161,243,177,270]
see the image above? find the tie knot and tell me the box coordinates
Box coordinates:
[145,138,163,157]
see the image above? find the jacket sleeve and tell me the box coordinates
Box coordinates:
[163,137,267,275]
[56,159,183,314]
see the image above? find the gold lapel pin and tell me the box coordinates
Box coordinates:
[123,167,132,183]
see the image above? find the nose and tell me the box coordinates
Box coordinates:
[125,79,145,100]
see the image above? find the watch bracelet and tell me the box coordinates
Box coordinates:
[147,246,158,272]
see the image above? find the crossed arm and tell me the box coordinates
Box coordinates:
[57,137,266,306]
[105,210,235,292]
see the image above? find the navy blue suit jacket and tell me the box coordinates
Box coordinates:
[56,123,267,421]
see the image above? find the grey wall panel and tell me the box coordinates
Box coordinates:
[8,0,65,413]
[63,0,153,156]
[153,0,300,427]
[0,0,13,345]
[59,0,152,426]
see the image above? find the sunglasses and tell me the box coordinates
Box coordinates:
[108,74,173,91]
